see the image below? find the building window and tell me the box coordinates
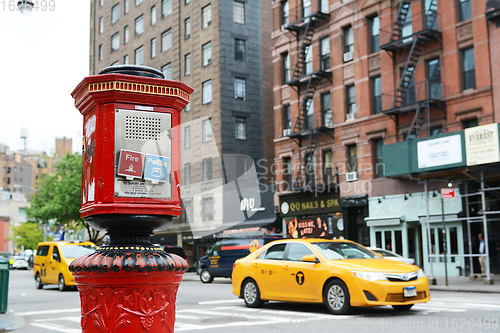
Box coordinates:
[124,54,129,64]
[402,4,412,42]
[302,0,311,18]
[401,66,416,105]
[135,15,144,35]
[234,78,246,100]
[427,58,442,99]
[161,63,172,80]
[135,46,144,65]
[346,84,356,119]
[98,44,103,61]
[347,145,358,173]
[373,139,384,178]
[283,157,292,187]
[185,102,191,112]
[185,17,191,39]
[424,0,438,30]
[162,0,172,17]
[321,92,332,126]
[320,37,330,70]
[202,80,212,104]
[282,52,291,83]
[184,163,191,185]
[185,0,190,4]
[320,0,329,13]
[202,118,212,142]
[185,125,191,149]
[304,45,313,74]
[283,104,291,132]
[305,152,315,186]
[111,33,120,52]
[112,3,120,24]
[458,0,471,22]
[203,197,213,221]
[99,17,103,33]
[305,98,314,129]
[344,26,353,62]
[162,29,172,52]
[150,38,156,58]
[431,126,444,136]
[124,25,129,44]
[202,41,212,66]
[135,0,143,6]
[235,39,245,61]
[203,158,212,181]
[125,0,129,13]
[151,5,156,25]
[281,1,289,27]
[235,117,246,140]
[371,76,382,114]
[234,1,245,24]
[183,200,192,223]
[202,4,211,28]
[462,118,478,129]
[461,47,475,91]
[369,16,380,53]
[184,53,191,76]
[323,150,333,184]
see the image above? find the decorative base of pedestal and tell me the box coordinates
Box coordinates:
[70,246,188,333]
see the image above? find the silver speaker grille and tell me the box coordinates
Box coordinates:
[125,115,161,141]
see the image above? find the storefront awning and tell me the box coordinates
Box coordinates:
[365,217,402,227]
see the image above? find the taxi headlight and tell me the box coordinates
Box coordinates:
[351,271,387,281]
[417,268,426,279]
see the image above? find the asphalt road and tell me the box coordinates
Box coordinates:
[4,270,500,332]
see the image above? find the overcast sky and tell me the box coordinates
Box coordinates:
[0,1,90,155]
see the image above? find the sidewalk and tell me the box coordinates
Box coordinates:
[182,272,500,293]
[428,274,500,293]
[0,311,24,332]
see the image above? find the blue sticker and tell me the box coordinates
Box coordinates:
[144,154,170,183]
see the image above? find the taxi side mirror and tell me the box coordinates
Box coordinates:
[302,254,319,263]
[375,252,383,258]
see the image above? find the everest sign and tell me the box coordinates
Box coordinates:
[117,150,145,180]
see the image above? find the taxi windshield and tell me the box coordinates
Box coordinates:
[312,242,378,260]
[60,245,95,258]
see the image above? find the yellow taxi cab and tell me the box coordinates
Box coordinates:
[33,241,96,291]
[232,238,430,314]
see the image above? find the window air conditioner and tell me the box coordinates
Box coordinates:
[343,51,353,62]
[346,113,355,120]
[283,128,291,136]
[346,171,358,182]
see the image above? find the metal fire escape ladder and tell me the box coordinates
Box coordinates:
[291,19,318,81]
[293,128,320,188]
[292,77,318,133]
[388,0,412,43]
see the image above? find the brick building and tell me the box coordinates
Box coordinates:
[89,0,275,266]
[272,0,499,276]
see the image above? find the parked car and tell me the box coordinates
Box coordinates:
[199,237,279,283]
[11,256,29,270]
[367,247,415,265]
[232,238,430,315]
[33,241,96,291]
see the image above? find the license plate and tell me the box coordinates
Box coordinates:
[403,286,417,297]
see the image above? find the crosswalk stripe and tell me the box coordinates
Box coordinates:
[198,299,243,305]
[30,323,81,333]
[16,308,81,316]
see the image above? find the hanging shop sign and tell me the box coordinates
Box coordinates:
[417,134,463,169]
[279,191,341,217]
[465,123,500,166]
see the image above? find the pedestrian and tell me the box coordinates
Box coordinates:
[478,233,487,277]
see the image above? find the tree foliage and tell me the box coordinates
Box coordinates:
[10,222,45,250]
[26,153,104,244]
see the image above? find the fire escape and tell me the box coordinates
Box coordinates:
[380,0,445,140]
[283,7,334,191]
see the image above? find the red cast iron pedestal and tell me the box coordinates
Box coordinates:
[70,238,187,333]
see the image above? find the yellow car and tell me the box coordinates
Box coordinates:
[33,241,96,291]
[232,238,430,314]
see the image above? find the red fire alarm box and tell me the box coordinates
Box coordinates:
[71,66,193,219]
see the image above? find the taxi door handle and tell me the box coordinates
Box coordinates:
[284,265,290,270]
[252,263,259,268]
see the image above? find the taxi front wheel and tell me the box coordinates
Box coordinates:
[242,279,263,308]
[324,280,351,315]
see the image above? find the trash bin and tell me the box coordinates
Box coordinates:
[0,257,9,314]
